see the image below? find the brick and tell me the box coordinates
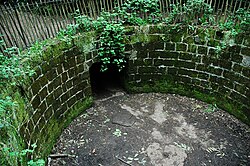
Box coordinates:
[76,90,84,100]
[231,54,243,63]
[31,81,41,95]
[39,87,48,98]
[44,106,53,120]
[45,69,57,81]
[159,51,179,59]
[167,67,178,75]
[197,72,209,80]
[31,96,41,109]
[241,47,250,56]
[154,59,175,66]
[46,93,54,106]
[38,101,47,112]
[52,99,60,111]
[234,83,246,95]
[61,91,70,103]
[39,75,48,88]
[53,86,63,99]
[188,44,197,53]
[197,46,208,55]
[138,67,157,74]
[67,96,77,108]
[175,61,196,69]
[165,42,175,51]
[56,65,63,74]
[178,69,198,77]
[52,76,61,88]
[233,64,242,73]
[242,67,250,78]
[207,66,223,76]
[145,42,164,50]
[179,53,193,60]
[176,43,187,52]
[48,82,54,93]
[61,72,68,82]
[41,62,50,74]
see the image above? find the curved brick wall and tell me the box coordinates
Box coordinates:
[20,41,97,158]
[18,25,249,160]
[125,25,250,125]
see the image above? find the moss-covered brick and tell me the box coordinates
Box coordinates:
[175,61,196,69]
[170,32,183,42]
[196,64,207,71]
[178,68,198,77]
[209,75,225,84]
[39,75,49,88]
[208,48,217,56]
[241,47,250,56]
[60,91,70,103]
[183,36,194,43]
[52,99,61,111]
[207,66,223,76]
[84,86,92,96]
[76,90,84,100]
[137,50,148,58]
[33,66,42,80]
[160,51,179,59]
[31,96,41,109]
[53,87,63,99]
[39,87,48,98]
[233,64,243,73]
[198,46,208,55]
[231,54,243,63]
[31,81,41,95]
[154,59,175,66]
[167,67,178,75]
[66,79,73,89]
[191,54,203,63]
[145,42,164,50]
[143,59,153,66]
[52,76,61,88]
[48,82,54,93]
[41,62,50,74]
[56,65,63,75]
[165,42,175,51]
[197,72,209,80]
[217,60,232,70]
[32,109,43,123]
[45,69,57,82]
[176,43,187,52]
[179,53,193,60]
[138,66,157,74]
[220,51,231,60]
[68,68,76,77]
[46,93,54,106]
[61,72,68,82]
[242,67,250,78]
[178,75,192,83]
[230,91,248,104]
[234,83,246,95]
[64,47,80,60]
[188,44,197,53]
[79,71,89,80]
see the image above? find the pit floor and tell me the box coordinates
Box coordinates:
[49,89,250,166]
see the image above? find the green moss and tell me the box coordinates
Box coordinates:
[33,96,93,160]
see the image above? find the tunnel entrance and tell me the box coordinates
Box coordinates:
[89,63,125,97]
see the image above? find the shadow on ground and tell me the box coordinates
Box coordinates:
[49,90,250,166]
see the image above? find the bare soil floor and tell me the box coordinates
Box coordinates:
[49,89,250,166]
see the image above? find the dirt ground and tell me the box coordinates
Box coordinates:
[49,89,250,166]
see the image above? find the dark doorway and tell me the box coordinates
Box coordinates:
[89,63,124,97]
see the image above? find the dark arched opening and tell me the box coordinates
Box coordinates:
[89,63,125,97]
